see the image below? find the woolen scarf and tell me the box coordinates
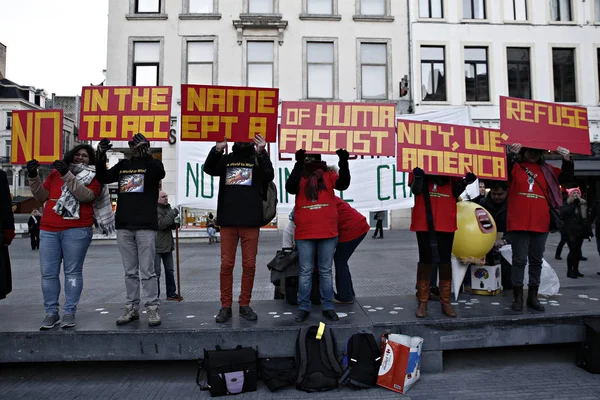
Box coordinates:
[303,160,327,201]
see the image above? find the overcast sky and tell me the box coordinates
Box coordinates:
[0,0,108,96]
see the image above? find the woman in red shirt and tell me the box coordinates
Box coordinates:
[506,144,573,312]
[411,168,476,318]
[333,197,370,303]
[286,149,350,323]
[27,145,112,330]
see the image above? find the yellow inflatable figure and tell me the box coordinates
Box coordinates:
[452,201,497,264]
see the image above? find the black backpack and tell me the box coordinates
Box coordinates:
[295,324,342,393]
[196,345,258,397]
[339,331,382,389]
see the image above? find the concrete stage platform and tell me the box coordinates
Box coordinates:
[1,285,599,372]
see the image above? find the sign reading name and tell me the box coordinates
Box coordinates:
[396,120,508,180]
[279,101,396,156]
[500,96,591,155]
[181,84,279,142]
[11,110,63,165]
[79,86,172,141]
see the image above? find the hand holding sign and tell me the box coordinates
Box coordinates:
[97,138,113,155]
[26,159,40,178]
[215,137,227,153]
[556,146,571,161]
[464,172,477,185]
[53,160,69,176]
[508,143,522,154]
[413,167,425,178]
[336,149,350,162]
[295,149,306,164]
[253,134,266,153]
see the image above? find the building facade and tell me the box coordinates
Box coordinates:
[106,0,411,211]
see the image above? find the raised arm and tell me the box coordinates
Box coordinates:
[286,150,305,195]
[334,149,350,191]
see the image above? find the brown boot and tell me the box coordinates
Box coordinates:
[439,263,457,317]
[415,263,431,318]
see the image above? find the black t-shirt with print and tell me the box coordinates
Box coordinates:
[96,155,166,230]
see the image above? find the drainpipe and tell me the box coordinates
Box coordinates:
[406,0,414,114]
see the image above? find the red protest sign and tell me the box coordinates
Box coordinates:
[11,110,63,165]
[279,101,396,156]
[79,86,172,141]
[397,119,508,180]
[500,96,590,155]
[180,84,279,142]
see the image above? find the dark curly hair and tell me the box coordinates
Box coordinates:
[64,144,96,165]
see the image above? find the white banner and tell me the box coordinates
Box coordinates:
[176,107,476,212]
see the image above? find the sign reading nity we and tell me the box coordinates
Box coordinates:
[79,86,173,141]
[397,120,508,180]
[181,84,279,142]
[500,96,591,155]
[279,102,396,156]
[11,110,63,165]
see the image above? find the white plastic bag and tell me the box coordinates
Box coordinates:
[499,245,560,296]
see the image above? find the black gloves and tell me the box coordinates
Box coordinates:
[464,172,477,185]
[131,133,149,147]
[336,149,349,162]
[413,167,425,178]
[53,160,69,176]
[295,149,306,164]
[26,159,40,178]
[97,138,113,156]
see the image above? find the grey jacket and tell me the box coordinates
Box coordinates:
[156,203,177,253]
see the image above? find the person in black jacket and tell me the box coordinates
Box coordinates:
[561,188,591,279]
[204,134,274,323]
[95,133,166,327]
[0,169,15,301]
[28,209,41,250]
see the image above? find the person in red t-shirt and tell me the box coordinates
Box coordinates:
[27,145,109,331]
[286,149,350,323]
[333,197,370,303]
[410,167,476,318]
[506,143,574,312]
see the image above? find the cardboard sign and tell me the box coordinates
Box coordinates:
[11,110,63,165]
[279,101,396,156]
[79,86,172,141]
[500,96,591,155]
[396,120,508,180]
[180,84,279,142]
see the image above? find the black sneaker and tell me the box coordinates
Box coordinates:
[215,307,232,323]
[40,314,60,330]
[322,310,339,321]
[239,306,258,321]
[295,310,310,322]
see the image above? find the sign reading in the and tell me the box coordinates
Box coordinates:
[79,86,172,141]
[11,110,63,165]
[500,96,591,155]
[279,101,396,156]
[180,84,279,142]
[396,120,508,180]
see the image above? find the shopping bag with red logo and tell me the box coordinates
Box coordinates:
[376,334,423,394]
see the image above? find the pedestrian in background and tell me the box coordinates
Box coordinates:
[155,191,181,300]
[28,209,41,250]
[372,210,384,239]
[561,188,591,279]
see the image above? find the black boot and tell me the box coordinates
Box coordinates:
[567,265,578,279]
[512,285,523,311]
[575,265,584,278]
[527,286,545,312]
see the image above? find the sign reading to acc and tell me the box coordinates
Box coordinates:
[397,120,508,180]
[79,86,172,141]
[11,110,63,165]
[180,84,279,142]
[279,101,396,156]
[500,96,591,155]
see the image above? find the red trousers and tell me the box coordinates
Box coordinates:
[219,226,260,308]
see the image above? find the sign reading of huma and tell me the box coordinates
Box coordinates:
[180,84,279,142]
[396,120,508,180]
[11,110,63,165]
[79,86,172,141]
[279,101,397,156]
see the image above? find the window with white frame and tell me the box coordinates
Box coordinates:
[187,41,214,84]
[189,0,214,13]
[249,0,274,13]
[135,0,161,13]
[247,41,274,88]
[507,47,531,99]
[419,0,443,18]
[464,47,489,101]
[504,0,527,21]
[551,0,572,21]
[5,139,11,158]
[595,0,600,22]
[133,42,160,86]
[307,0,333,14]
[360,0,386,16]
[5,112,11,130]
[306,42,335,99]
[421,46,446,101]
[360,43,388,99]
[463,0,486,19]
[552,48,576,102]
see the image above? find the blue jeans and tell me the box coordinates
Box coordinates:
[155,252,177,298]
[296,237,338,312]
[334,233,366,302]
[40,227,93,315]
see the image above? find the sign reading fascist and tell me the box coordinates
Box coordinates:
[500,96,591,155]
[11,110,63,165]
[279,101,396,156]
[180,84,279,142]
[79,86,172,141]
[396,120,508,180]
